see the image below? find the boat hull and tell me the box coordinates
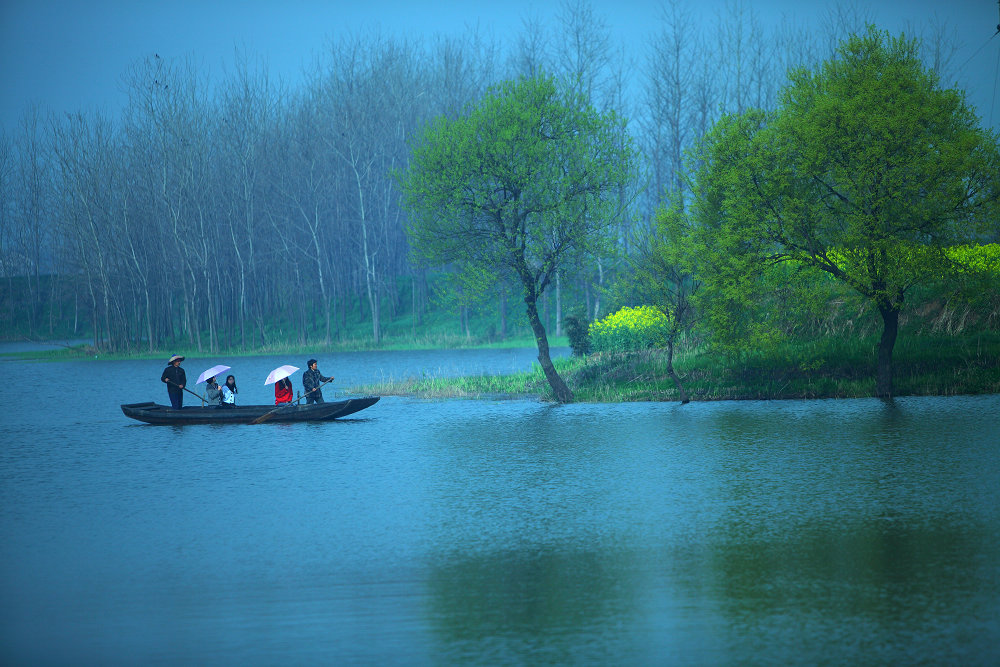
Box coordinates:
[121,396,379,425]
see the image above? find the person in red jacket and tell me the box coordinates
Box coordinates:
[274,377,293,405]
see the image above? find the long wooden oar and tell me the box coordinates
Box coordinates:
[165,378,206,405]
[251,378,332,425]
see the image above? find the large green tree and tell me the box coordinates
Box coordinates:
[399,74,636,402]
[686,27,1000,397]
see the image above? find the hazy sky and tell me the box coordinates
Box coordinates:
[1,0,998,133]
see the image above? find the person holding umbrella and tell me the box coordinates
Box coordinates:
[160,354,186,409]
[264,365,299,406]
[274,377,293,404]
[264,366,299,405]
[249,365,300,424]
[205,376,223,405]
[196,364,230,406]
[302,359,333,404]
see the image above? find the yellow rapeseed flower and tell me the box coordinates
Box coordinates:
[589,305,673,352]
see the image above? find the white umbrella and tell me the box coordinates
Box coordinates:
[265,365,299,385]
[196,364,230,384]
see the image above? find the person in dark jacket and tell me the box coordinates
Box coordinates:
[302,359,333,404]
[161,354,186,409]
[205,376,222,405]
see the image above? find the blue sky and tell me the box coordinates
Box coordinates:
[1,0,997,133]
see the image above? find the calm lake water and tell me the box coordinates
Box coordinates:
[1,347,998,665]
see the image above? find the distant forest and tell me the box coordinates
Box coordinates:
[0,1,975,353]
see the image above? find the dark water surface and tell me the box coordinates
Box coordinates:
[1,349,998,665]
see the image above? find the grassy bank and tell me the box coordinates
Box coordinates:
[3,333,564,362]
[9,329,997,402]
[351,332,1000,401]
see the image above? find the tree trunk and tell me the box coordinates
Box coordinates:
[371,287,381,344]
[323,289,337,347]
[876,305,898,399]
[542,289,550,334]
[411,275,418,337]
[594,258,603,320]
[499,288,507,340]
[525,294,573,403]
[555,271,562,336]
[144,289,154,354]
[665,339,689,404]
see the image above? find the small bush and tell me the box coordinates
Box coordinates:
[589,305,673,353]
[563,314,592,356]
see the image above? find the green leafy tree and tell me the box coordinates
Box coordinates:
[429,264,500,340]
[686,27,1000,397]
[399,74,637,403]
[615,197,699,403]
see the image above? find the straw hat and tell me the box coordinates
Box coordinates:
[168,354,185,363]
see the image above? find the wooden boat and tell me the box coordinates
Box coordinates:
[121,396,380,425]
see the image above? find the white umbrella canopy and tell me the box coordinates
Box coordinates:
[196,364,230,385]
[265,365,299,385]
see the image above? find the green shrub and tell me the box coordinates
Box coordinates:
[563,313,592,356]
[589,305,673,353]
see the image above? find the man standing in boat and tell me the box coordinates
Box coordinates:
[160,354,187,409]
[302,359,333,404]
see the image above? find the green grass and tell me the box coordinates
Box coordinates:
[350,331,1000,402]
[8,292,997,402]
[356,371,545,400]
[2,331,564,362]
[10,329,997,401]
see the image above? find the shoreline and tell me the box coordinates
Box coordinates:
[6,334,997,403]
[0,336,565,362]
[352,380,999,404]
[348,339,1000,402]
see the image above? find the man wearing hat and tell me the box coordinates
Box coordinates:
[161,354,187,409]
